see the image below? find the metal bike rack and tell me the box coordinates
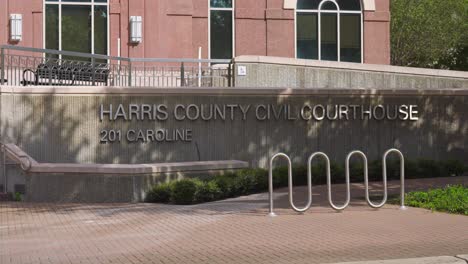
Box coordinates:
[383,148,406,210]
[346,150,385,209]
[267,148,406,215]
[325,152,350,211]
[268,153,312,216]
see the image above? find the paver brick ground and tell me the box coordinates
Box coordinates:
[0,176,467,264]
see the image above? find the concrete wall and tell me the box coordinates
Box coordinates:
[1,87,467,168]
[234,56,468,89]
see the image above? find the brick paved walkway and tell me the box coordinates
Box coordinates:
[1,176,467,264]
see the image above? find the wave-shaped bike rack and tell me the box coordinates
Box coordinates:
[268,148,406,216]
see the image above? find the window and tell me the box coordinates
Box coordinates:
[209,0,234,59]
[44,0,108,59]
[296,0,362,63]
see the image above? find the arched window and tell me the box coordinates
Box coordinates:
[296,0,362,63]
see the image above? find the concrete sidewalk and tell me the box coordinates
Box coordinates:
[0,176,467,264]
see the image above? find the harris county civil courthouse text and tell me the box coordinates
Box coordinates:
[99,104,419,122]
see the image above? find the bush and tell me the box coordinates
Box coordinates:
[404,159,419,179]
[145,182,173,203]
[404,185,468,215]
[292,165,308,186]
[145,158,467,205]
[212,173,237,198]
[272,166,288,187]
[440,160,465,176]
[194,180,222,203]
[417,159,441,178]
[171,179,197,205]
[237,168,268,193]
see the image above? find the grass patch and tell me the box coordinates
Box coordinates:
[391,185,467,215]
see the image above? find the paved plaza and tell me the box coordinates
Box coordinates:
[1,176,467,264]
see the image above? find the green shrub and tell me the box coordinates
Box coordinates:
[194,180,222,203]
[404,185,468,215]
[417,159,441,178]
[272,166,288,187]
[237,168,268,193]
[14,192,21,202]
[292,165,308,186]
[212,173,238,198]
[171,179,197,205]
[368,160,382,181]
[145,157,466,205]
[310,161,328,185]
[330,161,345,183]
[440,160,465,176]
[404,159,419,179]
[348,162,365,182]
[145,182,173,203]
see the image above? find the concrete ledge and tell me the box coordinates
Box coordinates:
[234,55,468,80]
[3,144,248,175]
[28,161,249,175]
[2,144,249,202]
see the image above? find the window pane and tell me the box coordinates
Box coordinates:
[337,0,361,10]
[340,14,361,62]
[62,5,92,60]
[94,0,108,2]
[321,1,337,10]
[94,6,107,56]
[320,13,337,61]
[297,13,318,59]
[63,0,91,2]
[45,5,59,58]
[210,10,233,59]
[210,0,232,8]
[297,0,320,9]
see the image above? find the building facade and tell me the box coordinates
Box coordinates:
[0,0,390,64]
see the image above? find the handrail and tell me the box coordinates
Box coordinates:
[268,153,312,216]
[2,144,33,171]
[383,148,406,210]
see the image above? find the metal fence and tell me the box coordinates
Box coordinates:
[0,45,233,87]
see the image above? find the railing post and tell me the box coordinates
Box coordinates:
[227,62,232,87]
[1,47,5,85]
[2,145,7,193]
[128,60,132,87]
[91,57,96,86]
[180,62,185,87]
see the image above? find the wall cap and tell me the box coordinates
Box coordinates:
[1,86,467,96]
[234,55,468,80]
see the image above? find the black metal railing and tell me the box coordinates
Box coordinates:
[0,45,233,87]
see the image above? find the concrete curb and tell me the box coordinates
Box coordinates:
[329,255,468,264]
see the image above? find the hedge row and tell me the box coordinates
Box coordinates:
[145,159,466,205]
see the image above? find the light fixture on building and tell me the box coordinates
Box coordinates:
[130,16,142,43]
[10,14,22,42]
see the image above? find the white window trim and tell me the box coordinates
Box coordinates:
[295,0,363,63]
[208,0,235,60]
[43,0,110,59]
